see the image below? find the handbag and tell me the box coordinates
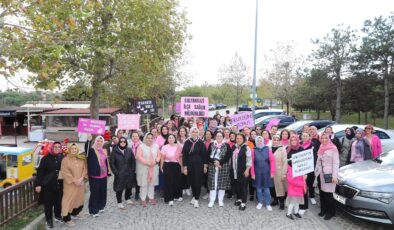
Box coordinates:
[321,158,333,183]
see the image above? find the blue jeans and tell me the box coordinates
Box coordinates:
[256,188,271,205]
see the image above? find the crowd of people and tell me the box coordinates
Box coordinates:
[35,112,383,228]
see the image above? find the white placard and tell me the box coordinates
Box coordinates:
[291,149,314,177]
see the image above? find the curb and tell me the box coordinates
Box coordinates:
[22,213,45,230]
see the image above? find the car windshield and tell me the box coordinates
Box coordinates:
[285,121,309,131]
[374,149,394,165]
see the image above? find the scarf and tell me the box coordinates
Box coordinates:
[271,146,280,153]
[68,153,86,161]
[281,139,289,147]
[318,142,337,155]
[287,136,301,153]
[50,142,62,156]
[302,140,312,149]
[118,137,128,150]
[254,136,265,149]
[345,128,356,140]
[354,139,365,157]
[188,137,199,154]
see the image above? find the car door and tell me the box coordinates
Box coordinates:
[374,130,394,152]
[279,117,295,128]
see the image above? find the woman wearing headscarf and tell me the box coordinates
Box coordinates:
[160,134,183,206]
[177,126,191,197]
[314,132,340,220]
[364,124,382,159]
[286,135,306,220]
[251,136,276,211]
[136,133,161,207]
[271,135,288,210]
[231,134,252,211]
[182,127,208,208]
[207,131,232,208]
[348,128,372,163]
[87,136,109,217]
[35,142,64,228]
[61,143,87,227]
[340,127,355,167]
[110,137,136,209]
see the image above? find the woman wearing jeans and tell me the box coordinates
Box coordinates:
[251,136,276,211]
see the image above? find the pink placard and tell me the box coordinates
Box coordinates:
[78,118,106,135]
[230,112,255,130]
[175,102,181,113]
[266,118,281,132]
[181,97,209,117]
[117,114,140,130]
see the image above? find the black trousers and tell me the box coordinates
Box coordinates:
[88,177,107,215]
[320,190,336,216]
[306,171,315,198]
[270,187,277,201]
[234,178,248,203]
[42,181,63,222]
[63,205,83,222]
[248,175,255,197]
[116,188,131,203]
[163,162,182,202]
[300,192,309,209]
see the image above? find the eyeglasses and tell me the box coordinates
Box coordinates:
[120,141,127,143]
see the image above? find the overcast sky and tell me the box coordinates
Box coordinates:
[179,0,394,86]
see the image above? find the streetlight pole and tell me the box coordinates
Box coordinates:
[252,0,259,118]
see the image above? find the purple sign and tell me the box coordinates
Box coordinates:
[230,112,255,130]
[175,102,181,113]
[78,118,106,135]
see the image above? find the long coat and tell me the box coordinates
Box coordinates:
[136,143,160,187]
[315,148,339,193]
[182,138,208,188]
[272,146,288,196]
[61,155,87,216]
[110,146,136,192]
[251,146,276,189]
[207,142,232,191]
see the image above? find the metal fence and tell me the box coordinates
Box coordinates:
[0,177,38,226]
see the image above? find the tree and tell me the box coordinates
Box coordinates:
[1,0,189,119]
[218,53,249,111]
[359,14,394,129]
[311,25,357,123]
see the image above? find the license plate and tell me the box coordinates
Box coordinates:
[333,193,346,205]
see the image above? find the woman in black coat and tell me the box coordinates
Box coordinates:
[110,137,136,209]
[182,127,208,208]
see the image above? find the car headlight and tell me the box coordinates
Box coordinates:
[359,191,394,204]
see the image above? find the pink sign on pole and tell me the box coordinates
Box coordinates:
[78,118,106,135]
[230,112,255,130]
[175,102,181,113]
[117,114,140,130]
[181,97,209,117]
[265,118,281,132]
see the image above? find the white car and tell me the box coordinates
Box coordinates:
[318,124,394,152]
[208,104,216,110]
[252,109,285,120]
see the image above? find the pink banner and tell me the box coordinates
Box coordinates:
[175,102,181,113]
[117,114,140,130]
[230,112,254,130]
[78,118,106,135]
[265,118,281,132]
[181,97,209,117]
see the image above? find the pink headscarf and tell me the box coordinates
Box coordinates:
[92,136,105,150]
[318,133,337,155]
[287,135,301,153]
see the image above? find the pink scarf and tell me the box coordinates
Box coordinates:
[281,139,288,147]
[318,142,337,155]
[147,145,155,184]
[302,140,312,149]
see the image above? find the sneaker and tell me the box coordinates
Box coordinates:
[141,200,147,207]
[266,205,273,211]
[186,189,192,196]
[169,201,174,206]
[99,209,105,213]
[208,201,214,208]
[202,193,209,200]
[176,197,183,202]
[194,200,199,208]
[126,199,133,205]
[65,221,76,227]
[239,204,246,211]
[299,209,306,215]
[190,197,196,205]
[294,213,302,218]
[182,190,186,195]
[310,198,317,205]
[256,203,263,210]
[92,213,100,218]
[54,217,64,223]
[118,203,125,209]
[286,214,294,220]
[219,201,224,207]
[234,200,242,206]
[46,221,54,229]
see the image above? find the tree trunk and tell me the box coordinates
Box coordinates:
[364,112,368,124]
[383,72,390,129]
[358,111,361,124]
[335,76,341,123]
[286,102,290,115]
[317,109,320,120]
[90,79,101,119]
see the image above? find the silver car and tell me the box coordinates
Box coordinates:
[336,149,394,225]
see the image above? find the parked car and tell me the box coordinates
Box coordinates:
[335,149,394,225]
[215,103,227,109]
[253,109,285,120]
[238,105,269,112]
[255,115,297,129]
[208,104,216,110]
[283,120,336,134]
[318,124,394,153]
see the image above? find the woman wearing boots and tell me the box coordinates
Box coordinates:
[207,132,232,208]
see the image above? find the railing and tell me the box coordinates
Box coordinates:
[0,177,38,226]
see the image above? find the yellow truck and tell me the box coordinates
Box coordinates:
[0,147,34,188]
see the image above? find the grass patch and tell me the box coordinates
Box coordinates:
[0,206,43,230]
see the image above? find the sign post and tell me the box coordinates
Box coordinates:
[291,149,314,177]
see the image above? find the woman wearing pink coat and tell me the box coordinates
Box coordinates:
[286,135,306,220]
[364,124,382,159]
[314,132,339,221]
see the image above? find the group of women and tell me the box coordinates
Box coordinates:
[35,113,382,228]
